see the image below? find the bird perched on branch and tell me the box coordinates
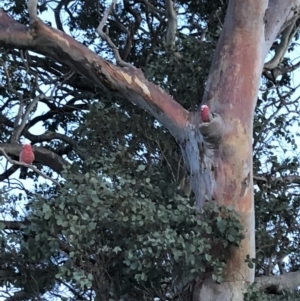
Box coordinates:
[19,144,35,179]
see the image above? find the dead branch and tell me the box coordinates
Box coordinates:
[253,175,268,182]
[96,0,132,68]
[0,60,25,143]
[0,60,23,99]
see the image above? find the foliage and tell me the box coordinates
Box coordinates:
[0,149,244,300]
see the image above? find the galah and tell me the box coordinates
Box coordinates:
[19,144,35,179]
[200,105,212,123]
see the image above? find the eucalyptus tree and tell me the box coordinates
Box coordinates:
[0,0,300,300]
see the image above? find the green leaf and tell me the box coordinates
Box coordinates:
[113,246,122,254]
[205,254,212,262]
[42,203,51,213]
[248,262,254,269]
[137,165,146,171]
[88,222,97,230]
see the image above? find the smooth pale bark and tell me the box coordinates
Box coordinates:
[0,0,300,300]
[193,1,300,300]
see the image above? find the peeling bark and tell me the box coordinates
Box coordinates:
[0,10,188,139]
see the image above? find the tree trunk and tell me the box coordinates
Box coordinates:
[190,1,266,299]
[187,0,300,299]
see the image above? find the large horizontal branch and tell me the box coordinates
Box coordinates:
[253,174,300,186]
[0,143,68,173]
[255,270,300,293]
[0,147,61,186]
[0,9,188,139]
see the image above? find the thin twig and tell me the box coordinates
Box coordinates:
[96,0,132,68]
[11,93,47,143]
[0,147,61,188]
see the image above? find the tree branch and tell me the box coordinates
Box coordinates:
[264,1,300,52]
[27,0,38,21]
[4,291,29,301]
[0,9,188,139]
[254,174,300,186]
[11,93,47,143]
[264,21,297,70]
[0,147,61,187]
[255,270,300,293]
[165,0,177,50]
[0,165,20,181]
[122,0,142,61]
[0,143,68,175]
[96,0,132,68]
[53,0,71,32]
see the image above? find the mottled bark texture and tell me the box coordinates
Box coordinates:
[193,1,300,300]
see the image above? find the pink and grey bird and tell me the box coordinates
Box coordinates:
[19,144,35,179]
[200,105,212,123]
[19,144,35,164]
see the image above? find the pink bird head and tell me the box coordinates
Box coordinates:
[200,105,211,122]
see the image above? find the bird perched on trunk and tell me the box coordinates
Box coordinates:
[200,105,212,122]
[19,144,35,179]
